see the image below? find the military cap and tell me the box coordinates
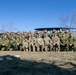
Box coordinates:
[44,30,47,33]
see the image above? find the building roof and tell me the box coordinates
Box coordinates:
[35,27,76,31]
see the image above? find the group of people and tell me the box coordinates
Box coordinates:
[0,29,76,52]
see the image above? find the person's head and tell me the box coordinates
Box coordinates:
[50,30,52,33]
[53,33,57,37]
[44,29,47,33]
[59,29,62,32]
[65,29,69,33]
[37,34,41,38]
[69,33,73,37]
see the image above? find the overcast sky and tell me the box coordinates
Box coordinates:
[0,0,76,32]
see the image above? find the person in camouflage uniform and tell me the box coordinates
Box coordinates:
[28,34,36,52]
[35,32,44,52]
[43,30,48,38]
[48,30,53,39]
[0,34,4,51]
[9,37,15,51]
[64,29,70,39]
[43,31,52,51]
[22,38,29,51]
[8,35,17,51]
[1,35,9,51]
[58,29,63,39]
[68,34,74,51]
[18,36,23,51]
[60,33,69,51]
[73,36,76,51]
[0,37,2,50]
[14,36,19,51]
[51,29,57,37]
[52,33,60,51]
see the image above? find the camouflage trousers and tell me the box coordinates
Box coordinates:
[69,44,74,51]
[36,45,44,52]
[29,44,35,52]
[74,43,76,51]
[52,43,60,51]
[44,44,52,51]
[22,46,28,51]
[60,44,69,51]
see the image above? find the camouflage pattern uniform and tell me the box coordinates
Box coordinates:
[35,33,44,52]
[1,36,9,51]
[28,35,36,52]
[52,34,60,51]
[64,29,70,39]
[60,34,69,51]
[64,29,70,51]
[68,34,74,51]
[0,37,2,50]
[58,29,63,39]
[48,30,52,39]
[43,33,52,51]
[22,38,29,51]
[74,37,76,51]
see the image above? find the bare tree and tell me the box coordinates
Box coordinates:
[7,21,13,32]
[59,14,69,28]
[70,12,76,29]
[0,24,6,33]
[7,21,16,32]
[59,12,76,31]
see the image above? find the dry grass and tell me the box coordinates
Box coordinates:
[0,51,76,75]
[0,51,76,63]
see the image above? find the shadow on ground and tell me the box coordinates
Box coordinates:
[0,55,76,75]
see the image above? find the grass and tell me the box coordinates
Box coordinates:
[0,51,76,75]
